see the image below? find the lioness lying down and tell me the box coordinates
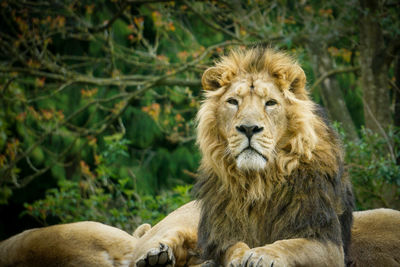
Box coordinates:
[0,220,152,267]
[0,203,400,266]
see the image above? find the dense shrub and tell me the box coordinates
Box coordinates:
[343,127,400,210]
[24,136,192,232]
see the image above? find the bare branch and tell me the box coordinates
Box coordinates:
[309,66,360,93]
[183,0,242,41]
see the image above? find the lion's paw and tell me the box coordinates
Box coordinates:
[229,248,286,267]
[136,243,175,267]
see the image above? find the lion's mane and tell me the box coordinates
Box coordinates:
[194,47,354,264]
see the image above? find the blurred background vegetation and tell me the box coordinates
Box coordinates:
[0,0,399,239]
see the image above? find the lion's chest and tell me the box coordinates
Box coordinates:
[222,202,278,247]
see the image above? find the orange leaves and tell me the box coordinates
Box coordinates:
[151,11,162,27]
[142,103,161,121]
[86,4,95,15]
[87,136,97,147]
[80,160,95,179]
[4,139,20,161]
[278,16,296,25]
[178,51,189,61]
[0,155,5,168]
[27,59,41,69]
[166,21,175,31]
[41,109,53,120]
[113,100,127,114]
[51,16,66,29]
[328,47,352,63]
[319,8,333,17]
[56,110,64,120]
[152,11,175,32]
[128,17,145,42]
[27,107,64,122]
[15,16,29,33]
[240,27,247,36]
[156,54,169,63]
[175,113,184,123]
[304,5,313,13]
[28,106,40,120]
[152,11,163,27]
[0,139,20,169]
[304,6,333,18]
[134,17,144,28]
[81,88,98,98]
[16,112,26,122]
[35,77,46,87]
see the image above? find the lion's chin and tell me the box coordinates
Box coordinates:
[236,149,267,171]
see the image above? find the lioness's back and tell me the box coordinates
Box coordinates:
[349,208,400,266]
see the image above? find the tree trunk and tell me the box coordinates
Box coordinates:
[394,55,400,165]
[359,0,393,134]
[394,55,400,129]
[307,44,359,141]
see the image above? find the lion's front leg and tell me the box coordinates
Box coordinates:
[133,201,201,267]
[225,239,344,267]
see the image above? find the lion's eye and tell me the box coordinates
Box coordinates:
[265,99,277,106]
[227,98,239,106]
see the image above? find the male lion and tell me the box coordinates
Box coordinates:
[191,47,355,267]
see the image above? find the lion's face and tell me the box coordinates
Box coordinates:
[216,75,287,171]
[197,48,334,177]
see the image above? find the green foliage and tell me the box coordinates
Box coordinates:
[343,127,400,210]
[23,136,192,231]
[0,0,399,237]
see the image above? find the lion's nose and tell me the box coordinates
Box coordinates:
[236,125,264,139]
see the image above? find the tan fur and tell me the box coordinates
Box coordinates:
[224,239,343,267]
[348,208,400,266]
[0,221,140,267]
[0,202,200,267]
[132,201,201,267]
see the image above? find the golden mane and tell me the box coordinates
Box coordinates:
[197,48,341,183]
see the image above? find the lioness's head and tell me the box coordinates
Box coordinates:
[197,47,337,178]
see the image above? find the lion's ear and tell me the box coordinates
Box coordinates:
[202,67,223,91]
[289,66,306,95]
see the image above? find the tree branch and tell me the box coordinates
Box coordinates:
[309,66,360,93]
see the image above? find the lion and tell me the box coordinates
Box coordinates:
[187,46,355,266]
[1,203,400,267]
[0,221,151,267]
[133,47,400,266]
[348,208,400,266]
[0,202,199,267]
[132,202,400,267]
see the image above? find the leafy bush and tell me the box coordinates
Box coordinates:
[24,135,192,232]
[343,127,400,210]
